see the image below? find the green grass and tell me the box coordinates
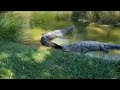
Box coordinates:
[30,11,73,30]
[72,11,120,25]
[0,11,120,79]
[0,39,120,79]
[0,11,73,43]
[0,12,23,42]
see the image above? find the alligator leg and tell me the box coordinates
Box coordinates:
[100,45,109,54]
[81,47,89,53]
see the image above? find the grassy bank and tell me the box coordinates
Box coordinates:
[0,12,23,42]
[0,39,120,79]
[71,11,120,25]
[0,11,120,79]
[30,11,73,30]
[0,11,73,43]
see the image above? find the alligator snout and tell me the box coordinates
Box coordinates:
[62,46,69,52]
[71,26,76,30]
[63,49,68,52]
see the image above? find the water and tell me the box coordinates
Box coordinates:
[19,12,120,61]
[29,23,120,61]
[50,24,120,61]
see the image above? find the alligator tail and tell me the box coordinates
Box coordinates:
[107,44,120,49]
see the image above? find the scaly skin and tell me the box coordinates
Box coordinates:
[40,26,76,49]
[62,41,120,53]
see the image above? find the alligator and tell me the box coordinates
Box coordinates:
[61,41,120,53]
[40,36,63,49]
[40,26,76,49]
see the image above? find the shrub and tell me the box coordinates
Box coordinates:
[71,11,120,25]
[0,12,23,42]
[30,11,73,30]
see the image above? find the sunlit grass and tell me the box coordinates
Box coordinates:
[0,12,23,42]
[0,39,120,79]
[32,50,52,63]
[1,69,15,79]
[30,11,73,30]
[9,11,74,45]
[1,11,120,79]
[0,11,73,43]
[0,53,10,60]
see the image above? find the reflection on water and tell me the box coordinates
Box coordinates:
[51,37,120,61]
[52,38,70,45]
[85,51,120,61]
[21,23,120,61]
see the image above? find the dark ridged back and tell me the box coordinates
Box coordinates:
[105,44,120,49]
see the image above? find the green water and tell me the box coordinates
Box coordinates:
[23,23,120,61]
[19,11,120,60]
[52,23,120,61]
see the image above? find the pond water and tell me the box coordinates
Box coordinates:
[51,23,120,61]
[21,22,120,61]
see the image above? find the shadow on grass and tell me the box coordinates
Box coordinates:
[0,39,72,79]
[0,39,120,79]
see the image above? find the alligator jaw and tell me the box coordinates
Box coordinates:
[61,46,69,52]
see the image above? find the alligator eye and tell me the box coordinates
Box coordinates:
[62,48,67,51]
[62,48,66,50]
[63,49,67,52]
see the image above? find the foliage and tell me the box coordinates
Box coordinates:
[71,11,120,25]
[0,39,120,79]
[30,11,73,30]
[0,12,23,42]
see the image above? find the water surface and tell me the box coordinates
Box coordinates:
[21,22,120,61]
